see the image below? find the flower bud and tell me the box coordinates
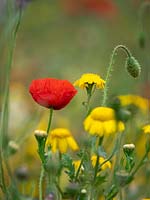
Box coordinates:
[123,144,135,156]
[116,108,131,122]
[81,189,87,194]
[45,193,55,200]
[15,166,29,181]
[8,141,19,154]
[16,0,31,9]
[126,56,141,78]
[34,130,47,143]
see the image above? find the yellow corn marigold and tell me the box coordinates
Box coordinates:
[142,124,150,134]
[46,128,79,153]
[118,94,149,113]
[91,155,111,170]
[74,73,105,89]
[84,107,125,136]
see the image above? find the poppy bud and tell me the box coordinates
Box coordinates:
[126,56,141,78]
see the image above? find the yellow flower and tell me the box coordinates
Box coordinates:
[91,155,111,170]
[73,160,84,172]
[142,124,150,134]
[74,73,105,89]
[118,94,149,113]
[46,128,79,153]
[84,107,125,136]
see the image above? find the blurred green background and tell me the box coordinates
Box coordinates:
[1,0,150,136]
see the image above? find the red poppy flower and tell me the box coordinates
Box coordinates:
[29,78,77,110]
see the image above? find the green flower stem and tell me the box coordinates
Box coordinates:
[39,165,45,200]
[101,45,132,106]
[84,84,96,116]
[0,152,7,194]
[129,148,149,179]
[75,155,84,182]
[93,136,104,181]
[38,108,53,199]
[47,108,53,135]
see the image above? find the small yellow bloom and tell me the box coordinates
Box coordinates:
[118,94,149,113]
[73,160,84,172]
[46,128,79,153]
[84,107,125,136]
[91,155,111,170]
[142,124,150,134]
[74,73,105,89]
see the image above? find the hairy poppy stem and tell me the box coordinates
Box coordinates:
[101,45,132,107]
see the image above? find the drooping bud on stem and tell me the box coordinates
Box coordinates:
[126,56,141,78]
[101,45,141,106]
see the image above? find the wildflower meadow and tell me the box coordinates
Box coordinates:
[0,0,150,200]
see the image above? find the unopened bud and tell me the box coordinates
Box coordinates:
[45,193,55,200]
[8,141,19,154]
[16,0,31,9]
[81,189,87,194]
[34,130,47,143]
[15,166,29,181]
[116,108,131,122]
[126,56,141,78]
[123,144,135,156]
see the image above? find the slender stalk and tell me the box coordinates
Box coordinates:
[38,108,53,199]
[93,136,104,181]
[75,155,84,182]
[130,149,149,178]
[101,45,131,106]
[39,165,45,200]
[47,108,53,135]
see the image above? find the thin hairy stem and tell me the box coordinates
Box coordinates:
[101,45,132,106]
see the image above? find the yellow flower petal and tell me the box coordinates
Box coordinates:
[84,107,125,136]
[67,137,79,151]
[142,124,150,134]
[46,128,79,153]
[58,138,68,153]
[74,73,105,89]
